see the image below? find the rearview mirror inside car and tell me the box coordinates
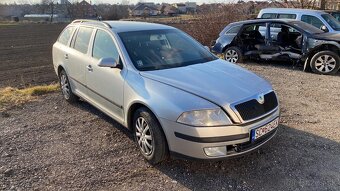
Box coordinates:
[98,57,122,69]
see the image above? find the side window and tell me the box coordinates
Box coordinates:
[262,13,277,19]
[301,15,324,29]
[278,14,296,19]
[92,30,119,60]
[74,27,93,54]
[226,25,241,34]
[58,26,74,45]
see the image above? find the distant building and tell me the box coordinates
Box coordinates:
[185,2,197,13]
[131,3,158,16]
[173,3,186,13]
[160,4,178,16]
[76,0,96,18]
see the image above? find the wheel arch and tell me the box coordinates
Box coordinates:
[308,44,340,58]
[57,65,65,77]
[127,101,170,151]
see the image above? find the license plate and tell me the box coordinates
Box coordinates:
[251,118,279,141]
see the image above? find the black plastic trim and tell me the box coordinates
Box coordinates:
[174,132,249,143]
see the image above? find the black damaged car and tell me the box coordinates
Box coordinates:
[211,19,340,75]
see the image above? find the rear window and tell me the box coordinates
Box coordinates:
[278,14,296,19]
[58,26,74,45]
[226,25,241,34]
[262,13,277,19]
[74,27,93,54]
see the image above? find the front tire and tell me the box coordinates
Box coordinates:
[133,107,168,164]
[224,46,243,63]
[310,51,340,75]
[59,70,78,103]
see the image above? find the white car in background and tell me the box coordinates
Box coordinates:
[258,8,340,33]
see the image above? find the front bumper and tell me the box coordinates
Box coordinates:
[159,108,279,160]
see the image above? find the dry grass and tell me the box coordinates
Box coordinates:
[0,84,59,111]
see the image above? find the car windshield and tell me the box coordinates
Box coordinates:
[330,12,340,22]
[292,21,324,34]
[118,29,217,71]
[321,14,340,31]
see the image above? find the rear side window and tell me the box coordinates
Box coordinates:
[278,14,296,19]
[301,15,324,29]
[262,13,277,19]
[226,25,241,34]
[58,26,74,45]
[92,30,119,60]
[74,27,93,54]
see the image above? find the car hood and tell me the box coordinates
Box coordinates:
[312,32,340,42]
[140,59,272,107]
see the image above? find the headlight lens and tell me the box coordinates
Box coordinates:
[177,108,232,126]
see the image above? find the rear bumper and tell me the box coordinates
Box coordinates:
[159,108,279,160]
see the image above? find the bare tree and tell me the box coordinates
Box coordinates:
[271,0,327,9]
[41,0,56,22]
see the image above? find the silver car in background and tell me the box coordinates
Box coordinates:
[52,20,280,164]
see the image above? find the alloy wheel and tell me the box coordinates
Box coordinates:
[60,73,70,100]
[135,117,154,156]
[225,49,239,63]
[314,54,337,73]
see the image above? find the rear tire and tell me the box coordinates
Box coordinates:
[59,70,78,103]
[133,107,169,164]
[310,51,340,75]
[224,46,243,63]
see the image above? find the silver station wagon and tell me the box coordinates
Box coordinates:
[52,20,280,164]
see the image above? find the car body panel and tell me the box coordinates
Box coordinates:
[140,59,272,108]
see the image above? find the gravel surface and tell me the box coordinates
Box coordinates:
[1,62,340,191]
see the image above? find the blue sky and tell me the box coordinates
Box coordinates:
[0,0,242,5]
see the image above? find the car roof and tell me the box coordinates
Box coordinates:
[72,20,175,33]
[228,19,297,26]
[260,8,327,15]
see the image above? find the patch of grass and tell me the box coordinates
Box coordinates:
[0,84,59,111]
[0,23,18,27]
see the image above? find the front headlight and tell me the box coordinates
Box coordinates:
[177,108,232,126]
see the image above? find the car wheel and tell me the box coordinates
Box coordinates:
[310,51,340,75]
[59,70,78,103]
[133,107,168,164]
[224,46,243,63]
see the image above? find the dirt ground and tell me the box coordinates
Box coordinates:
[0,23,66,88]
[1,23,340,190]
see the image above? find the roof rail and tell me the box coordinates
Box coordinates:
[71,19,112,28]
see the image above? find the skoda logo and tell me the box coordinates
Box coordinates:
[257,94,265,104]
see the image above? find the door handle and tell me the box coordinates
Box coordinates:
[87,65,93,72]
[64,54,69,59]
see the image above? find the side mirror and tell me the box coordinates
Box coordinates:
[98,57,122,69]
[320,25,329,32]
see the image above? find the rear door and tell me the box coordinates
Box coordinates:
[52,26,76,75]
[85,29,126,121]
[67,26,95,96]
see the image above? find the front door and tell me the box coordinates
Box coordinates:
[85,29,126,122]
